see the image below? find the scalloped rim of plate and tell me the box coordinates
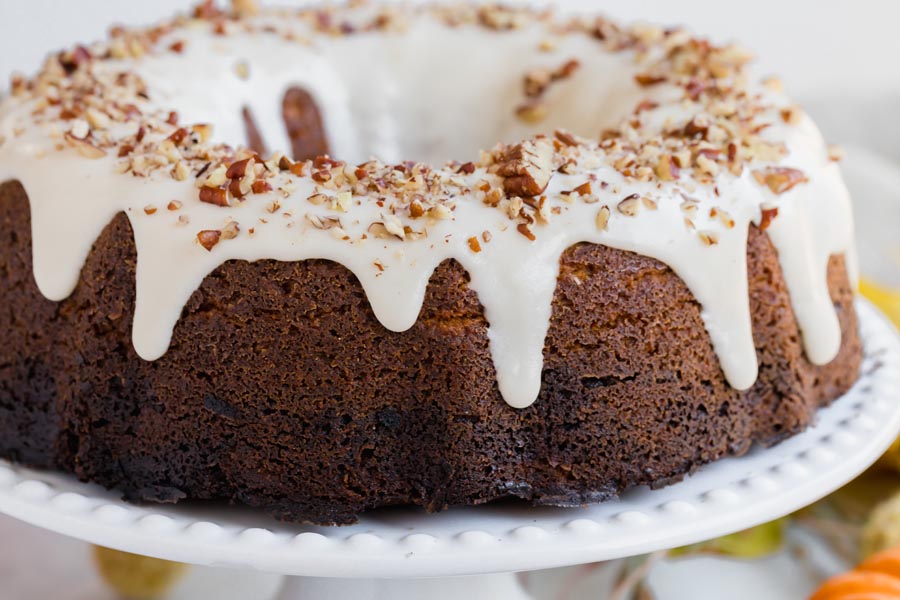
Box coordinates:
[0,299,897,579]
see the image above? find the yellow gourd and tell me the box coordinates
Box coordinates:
[860,279,900,329]
[93,546,188,600]
[860,279,900,473]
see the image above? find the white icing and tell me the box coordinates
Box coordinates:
[0,11,855,408]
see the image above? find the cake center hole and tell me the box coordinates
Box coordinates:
[189,28,652,166]
[239,64,642,166]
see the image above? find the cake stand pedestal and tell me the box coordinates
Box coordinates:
[0,300,898,600]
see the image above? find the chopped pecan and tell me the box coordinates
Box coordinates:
[457,162,476,175]
[554,129,578,146]
[496,138,554,197]
[221,220,240,240]
[199,186,228,206]
[515,103,548,124]
[655,154,680,181]
[64,133,106,159]
[251,180,272,194]
[595,205,611,231]
[635,73,666,86]
[759,207,779,230]
[226,157,252,179]
[752,167,808,194]
[197,230,221,251]
[516,222,536,241]
[616,193,641,216]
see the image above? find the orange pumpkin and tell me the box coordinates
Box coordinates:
[811,548,900,600]
[860,553,900,578]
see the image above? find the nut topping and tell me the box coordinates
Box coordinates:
[595,205,611,231]
[225,158,252,179]
[759,207,779,230]
[457,162,476,175]
[515,103,548,124]
[516,222,536,241]
[655,154,680,181]
[64,133,106,159]
[554,129,579,147]
[496,138,554,197]
[221,220,240,239]
[752,167,809,194]
[199,186,229,207]
[828,145,846,162]
[697,230,720,246]
[197,229,221,251]
[306,214,342,230]
[5,1,834,253]
[68,119,90,140]
[616,194,641,216]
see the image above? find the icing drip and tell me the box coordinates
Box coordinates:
[0,7,855,408]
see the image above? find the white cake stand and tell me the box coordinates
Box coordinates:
[0,299,898,600]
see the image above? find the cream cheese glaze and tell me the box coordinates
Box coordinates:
[0,3,854,408]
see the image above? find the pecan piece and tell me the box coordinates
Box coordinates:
[64,133,106,159]
[516,222,536,241]
[554,129,578,146]
[457,162,476,175]
[197,230,221,251]
[199,186,229,206]
[496,138,554,197]
[225,157,252,179]
[635,73,666,86]
[616,193,641,216]
[759,207,779,230]
[595,205,610,231]
[752,167,808,194]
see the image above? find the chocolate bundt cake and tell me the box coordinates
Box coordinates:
[0,1,861,524]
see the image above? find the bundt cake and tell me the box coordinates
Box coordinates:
[0,0,861,524]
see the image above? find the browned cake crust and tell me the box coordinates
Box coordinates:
[0,179,862,524]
